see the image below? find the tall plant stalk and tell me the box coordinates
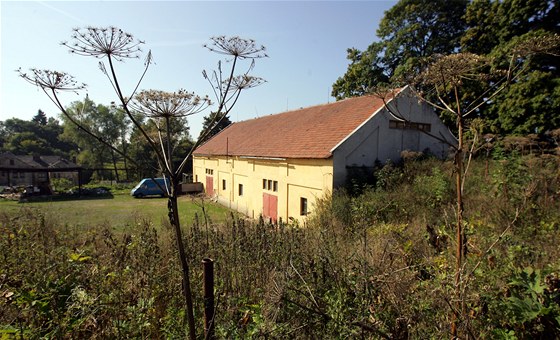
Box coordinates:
[375,33,559,337]
[19,27,267,339]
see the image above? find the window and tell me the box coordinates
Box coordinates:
[9,160,14,165]
[300,197,308,216]
[222,179,226,190]
[389,119,431,132]
[263,178,278,192]
[238,184,244,196]
[205,168,214,175]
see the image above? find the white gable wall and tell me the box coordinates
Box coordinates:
[332,88,455,187]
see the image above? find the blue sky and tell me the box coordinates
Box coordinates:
[1,0,396,137]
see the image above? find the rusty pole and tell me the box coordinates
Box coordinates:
[203,258,215,340]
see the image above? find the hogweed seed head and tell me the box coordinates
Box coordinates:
[18,68,86,93]
[132,89,211,119]
[204,36,267,59]
[62,26,144,61]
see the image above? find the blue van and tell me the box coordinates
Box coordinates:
[131,178,170,198]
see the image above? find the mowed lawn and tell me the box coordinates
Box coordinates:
[0,192,234,230]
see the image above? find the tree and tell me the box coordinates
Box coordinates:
[1,115,75,156]
[59,96,133,181]
[332,0,468,99]
[377,0,468,81]
[198,111,232,144]
[32,110,47,125]
[331,43,390,100]
[461,0,560,134]
[19,27,266,339]
[60,98,106,171]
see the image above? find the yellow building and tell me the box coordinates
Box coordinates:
[193,87,455,223]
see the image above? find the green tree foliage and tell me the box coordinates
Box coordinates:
[377,0,468,81]
[462,0,559,134]
[331,44,389,100]
[462,0,558,55]
[0,112,75,156]
[32,109,47,125]
[128,114,195,177]
[333,0,559,135]
[198,111,232,144]
[494,70,560,135]
[60,97,131,179]
[332,0,467,99]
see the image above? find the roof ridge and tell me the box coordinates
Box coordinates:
[233,94,382,125]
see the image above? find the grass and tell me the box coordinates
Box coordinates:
[0,192,233,231]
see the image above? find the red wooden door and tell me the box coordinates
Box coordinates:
[262,193,278,222]
[205,176,214,196]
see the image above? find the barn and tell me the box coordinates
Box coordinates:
[193,86,455,222]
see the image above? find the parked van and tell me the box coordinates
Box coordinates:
[131,178,170,198]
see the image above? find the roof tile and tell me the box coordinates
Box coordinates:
[194,93,394,159]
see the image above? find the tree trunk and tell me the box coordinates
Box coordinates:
[122,138,130,181]
[110,148,120,183]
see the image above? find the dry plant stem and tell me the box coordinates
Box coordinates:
[161,117,196,338]
[168,194,196,340]
[21,30,267,340]
[451,85,465,339]
[103,54,168,170]
[105,49,198,339]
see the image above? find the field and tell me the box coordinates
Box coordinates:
[0,191,232,230]
[1,155,559,338]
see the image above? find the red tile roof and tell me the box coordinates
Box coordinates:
[194,91,399,159]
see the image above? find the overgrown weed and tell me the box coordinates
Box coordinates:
[1,154,558,338]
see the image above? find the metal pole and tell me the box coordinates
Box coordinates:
[203,258,215,340]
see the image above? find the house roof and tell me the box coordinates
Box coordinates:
[0,152,80,170]
[194,89,401,159]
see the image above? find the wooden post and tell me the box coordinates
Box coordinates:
[203,258,215,340]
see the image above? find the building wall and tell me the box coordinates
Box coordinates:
[193,156,333,223]
[332,89,455,187]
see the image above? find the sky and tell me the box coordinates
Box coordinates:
[1,0,396,137]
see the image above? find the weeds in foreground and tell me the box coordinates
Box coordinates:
[1,154,559,338]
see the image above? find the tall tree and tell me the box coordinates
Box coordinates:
[461,0,560,134]
[32,110,47,125]
[60,97,132,181]
[332,0,468,99]
[377,0,468,81]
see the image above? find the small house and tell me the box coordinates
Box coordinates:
[0,152,81,189]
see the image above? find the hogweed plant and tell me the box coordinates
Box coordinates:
[371,32,560,338]
[18,26,267,340]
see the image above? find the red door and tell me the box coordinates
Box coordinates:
[205,176,214,196]
[262,193,278,222]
